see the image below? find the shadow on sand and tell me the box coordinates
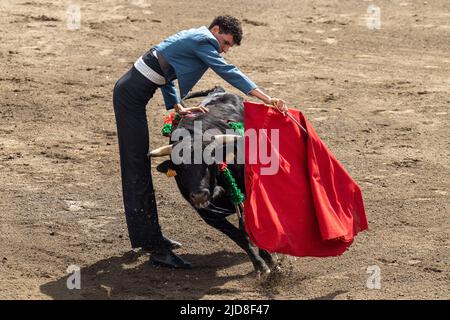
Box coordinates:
[40,250,250,300]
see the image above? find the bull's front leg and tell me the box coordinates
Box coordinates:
[198,211,270,274]
[238,211,279,272]
[258,249,279,270]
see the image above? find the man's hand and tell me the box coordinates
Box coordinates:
[189,105,209,113]
[248,88,288,115]
[269,98,288,115]
[174,103,209,115]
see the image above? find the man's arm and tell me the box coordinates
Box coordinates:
[248,88,287,114]
[195,42,257,95]
[161,81,180,110]
[195,42,287,113]
[162,81,209,114]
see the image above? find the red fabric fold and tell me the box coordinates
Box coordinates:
[243,102,368,257]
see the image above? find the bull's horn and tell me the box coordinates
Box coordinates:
[213,134,243,145]
[149,144,173,157]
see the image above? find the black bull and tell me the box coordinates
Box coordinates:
[150,87,277,273]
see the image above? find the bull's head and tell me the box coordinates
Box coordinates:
[150,135,242,210]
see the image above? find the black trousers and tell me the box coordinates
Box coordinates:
[113,66,165,249]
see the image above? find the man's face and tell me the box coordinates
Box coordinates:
[210,26,235,54]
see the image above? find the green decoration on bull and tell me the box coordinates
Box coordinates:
[218,162,245,205]
[227,121,244,136]
[162,123,173,136]
[221,121,245,205]
[161,112,182,137]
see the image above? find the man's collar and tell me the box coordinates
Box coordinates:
[201,26,220,52]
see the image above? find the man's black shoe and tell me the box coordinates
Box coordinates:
[150,249,192,269]
[141,236,182,253]
[163,236,182,250]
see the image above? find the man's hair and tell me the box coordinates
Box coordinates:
[209,15,243,46]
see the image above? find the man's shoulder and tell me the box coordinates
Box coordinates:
[158,27,206,50]
[157,26,219,59]
[181,26,210,42]
[182,26,219,49]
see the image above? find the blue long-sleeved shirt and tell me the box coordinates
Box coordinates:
[154,26,258,109]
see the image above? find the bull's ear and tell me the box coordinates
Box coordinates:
[156,160,172,173]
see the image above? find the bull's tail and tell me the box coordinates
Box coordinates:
[182,86,225,101]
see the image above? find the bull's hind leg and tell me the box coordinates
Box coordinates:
[199,214,270,274]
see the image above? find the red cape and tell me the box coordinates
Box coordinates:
[243,102,368,257]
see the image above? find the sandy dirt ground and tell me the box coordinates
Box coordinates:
[0,0,449,300]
